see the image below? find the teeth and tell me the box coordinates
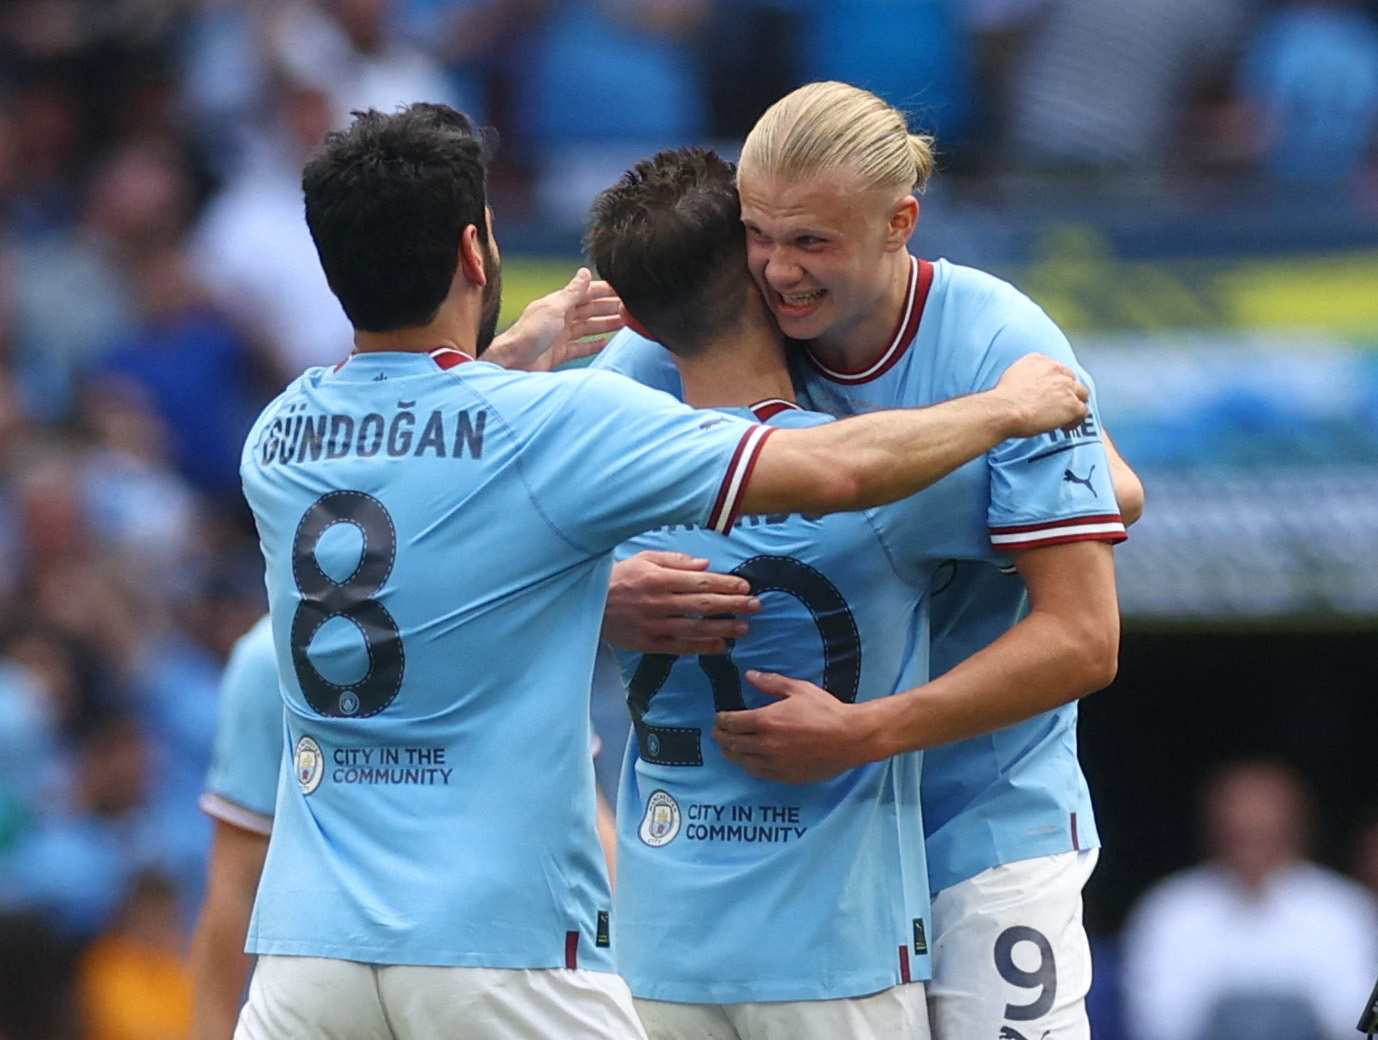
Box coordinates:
[781,290,824,305]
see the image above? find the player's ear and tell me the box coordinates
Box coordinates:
[458,224,489,288]
[620,304,654,342]
[884,195,919,252]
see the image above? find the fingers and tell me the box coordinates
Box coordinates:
[713,706,763,737]
[628,552,754,597]
[744,669,790,699]
[562,267,593,299]
[637,551,710,570]
[572,284,622,317]
[569,313,625,341]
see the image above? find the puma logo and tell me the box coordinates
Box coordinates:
[997,1028,1050,1040]
[1062,465,1097,495]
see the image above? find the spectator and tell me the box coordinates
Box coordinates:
[1001,0,1251,185]
[788,0,977,150]
[1120,758,1378,1040]
[77,870,194,1040]
[189,76,355,377]
[515,0,712,226]
[1235,0,1378,186]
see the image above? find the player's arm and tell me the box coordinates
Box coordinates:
[1104,430,1145,526]
[189,819,270,1040]
[736,352,1088,517]
[596,787,618,890]
[483,268,624,371]
[604,550,759,655]
[714,539,1119,784]
[602,353,1088,655]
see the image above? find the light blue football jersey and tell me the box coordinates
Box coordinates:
[239,348,770,970]
[200,615,282,836]
[612,404,950,1003]
[594,257,1125,896]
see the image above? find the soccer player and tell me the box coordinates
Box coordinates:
[189,616,280,1040]
[595,81,1138,1040]
[188,616,624,1040]
[233,102,1090,1040]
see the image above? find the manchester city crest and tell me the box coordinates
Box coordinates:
[295,735,324,795]
[638,789,681,848]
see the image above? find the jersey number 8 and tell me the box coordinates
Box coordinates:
[290,491,405,718]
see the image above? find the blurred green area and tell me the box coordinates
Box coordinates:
[497,256,588,331]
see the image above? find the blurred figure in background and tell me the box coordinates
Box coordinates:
[1233,0,1378,188]
[190,76,354,378]
[1000,0,1253,190]
[77,870,194,1040]
[1120,758,1378,1040]
[516,0,712,227]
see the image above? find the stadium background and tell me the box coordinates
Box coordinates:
[1,0,1377,1037]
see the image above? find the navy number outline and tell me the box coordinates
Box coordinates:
[627,554,860,765]
[290,491,404,717]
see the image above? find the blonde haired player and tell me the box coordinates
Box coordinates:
[596,80,1143,1040]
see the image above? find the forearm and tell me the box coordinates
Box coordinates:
[868,606,1119,758]
[189,823,268,1040]
[189,897,256,1040]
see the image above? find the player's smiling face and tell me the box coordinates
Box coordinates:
[738,166,913,356]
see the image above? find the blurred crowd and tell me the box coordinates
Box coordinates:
[0,1,1376,1038]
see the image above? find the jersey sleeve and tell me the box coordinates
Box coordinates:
[516,369,773,551]
[199,616,284,835]
[978,290,1127,550]
[587,328,685,399]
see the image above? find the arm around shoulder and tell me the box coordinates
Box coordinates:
[737,353,1090,517]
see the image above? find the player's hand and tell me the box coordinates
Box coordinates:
[603,551,760,655]
[989,353,1090,437]
[486,268,625,371]
[712,670,879,784]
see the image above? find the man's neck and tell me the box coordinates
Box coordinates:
[352,298,478,357]
[674,324,795,410]
[809,251,914,371]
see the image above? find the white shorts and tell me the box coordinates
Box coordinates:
[633,983,929,1040]
[235,955,648,1040]
[928,849,1098,1040]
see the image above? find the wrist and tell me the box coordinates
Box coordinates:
[978,388,1024,442]
[850,697,901,765]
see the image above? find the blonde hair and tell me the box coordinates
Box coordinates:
[740,81,935,197]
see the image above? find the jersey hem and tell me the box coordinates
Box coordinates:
[989,514,1127,550]
[199,792,273,836]
[246,939,616,972]
[625,969,917,1004]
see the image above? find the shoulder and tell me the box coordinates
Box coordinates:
[1129,865,1225,923]
[932,259,1056,328]
[1288,862,1378,915]
[929,258,1077,374]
